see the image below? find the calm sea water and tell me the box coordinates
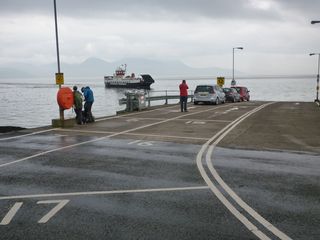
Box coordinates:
[0,76,317,128]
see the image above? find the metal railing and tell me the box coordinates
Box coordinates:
[145,90,194,107]
[118,90,194,109]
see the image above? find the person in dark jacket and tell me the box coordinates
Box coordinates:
[179,80,189,112]
[81,86,94,123]
[73,86,83,124]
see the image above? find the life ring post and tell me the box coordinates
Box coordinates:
[52,87,75,128]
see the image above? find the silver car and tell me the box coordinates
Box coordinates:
[193,85,225,105]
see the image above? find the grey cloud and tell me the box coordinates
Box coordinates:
[276,0,320,16]
[0,0,51,14]
[0,0,282,21]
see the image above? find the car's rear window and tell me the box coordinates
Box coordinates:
[232,87,241,92]
[223,88,231,93]
[195,86,213,93]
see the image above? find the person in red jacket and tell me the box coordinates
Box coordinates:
[179,80,189,112]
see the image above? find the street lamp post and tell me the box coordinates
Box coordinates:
[232,47,243,86]
[54,0,61,75]
[53,0,64,121]
[309,53,320,102]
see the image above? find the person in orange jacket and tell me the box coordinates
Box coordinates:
[179,80,189,112]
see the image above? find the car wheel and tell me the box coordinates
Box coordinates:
[194,101,198,105]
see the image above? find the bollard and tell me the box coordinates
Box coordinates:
[148,91,151,107]
[125,92,146,112]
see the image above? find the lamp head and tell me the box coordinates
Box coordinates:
[311,20,320,24]
[310,53,315,56]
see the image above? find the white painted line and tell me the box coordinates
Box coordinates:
[54,128,210,141]
[0,186,209,200]
[175,119,232,123]
[126,118,139,122]
[204,105,292,240]
[94,115,120,122]
[128,140,141,145]
[37,199,69,223]
[0,104,230,142]
[224,107,239,112]
[197,146,270,240]
[192,121,206,124]
[53,129,115,134]
[94,105,176,122]
[109,104,178,119]
[0,129,56,141]
[0,105,228,168]
[125,132,209,141]
[0,135,112,168]
[206,146,292,240]
[195,109,271,239]
[121,116,229,123]
[0,202,23,225]
[0,105,178,141]
[121,117,167,121]
[75,104,178,123]
[185,121,206,125]
[197,102,292,240]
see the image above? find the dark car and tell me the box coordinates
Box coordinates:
[223,87,241,102]
[231,86,250,101]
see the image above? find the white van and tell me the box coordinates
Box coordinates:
[193,85,225,105]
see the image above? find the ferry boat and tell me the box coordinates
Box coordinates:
[104,64,154,89]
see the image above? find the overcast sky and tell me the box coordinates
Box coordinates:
[0,0,320,75]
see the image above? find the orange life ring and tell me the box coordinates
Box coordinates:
[57,87,74,110]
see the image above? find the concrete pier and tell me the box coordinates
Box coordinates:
[0,101,319,240]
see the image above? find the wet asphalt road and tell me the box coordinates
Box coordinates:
[0,101,319,239]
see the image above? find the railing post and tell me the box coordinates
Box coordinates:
[148,91,151,107]
[165,90,168,105]
[190,90,193,102]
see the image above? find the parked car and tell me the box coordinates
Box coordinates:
[194,85,225,105]
[223,87,241,102]
[231,86,250,101]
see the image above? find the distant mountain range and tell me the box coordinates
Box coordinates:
[0,57,233,79]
